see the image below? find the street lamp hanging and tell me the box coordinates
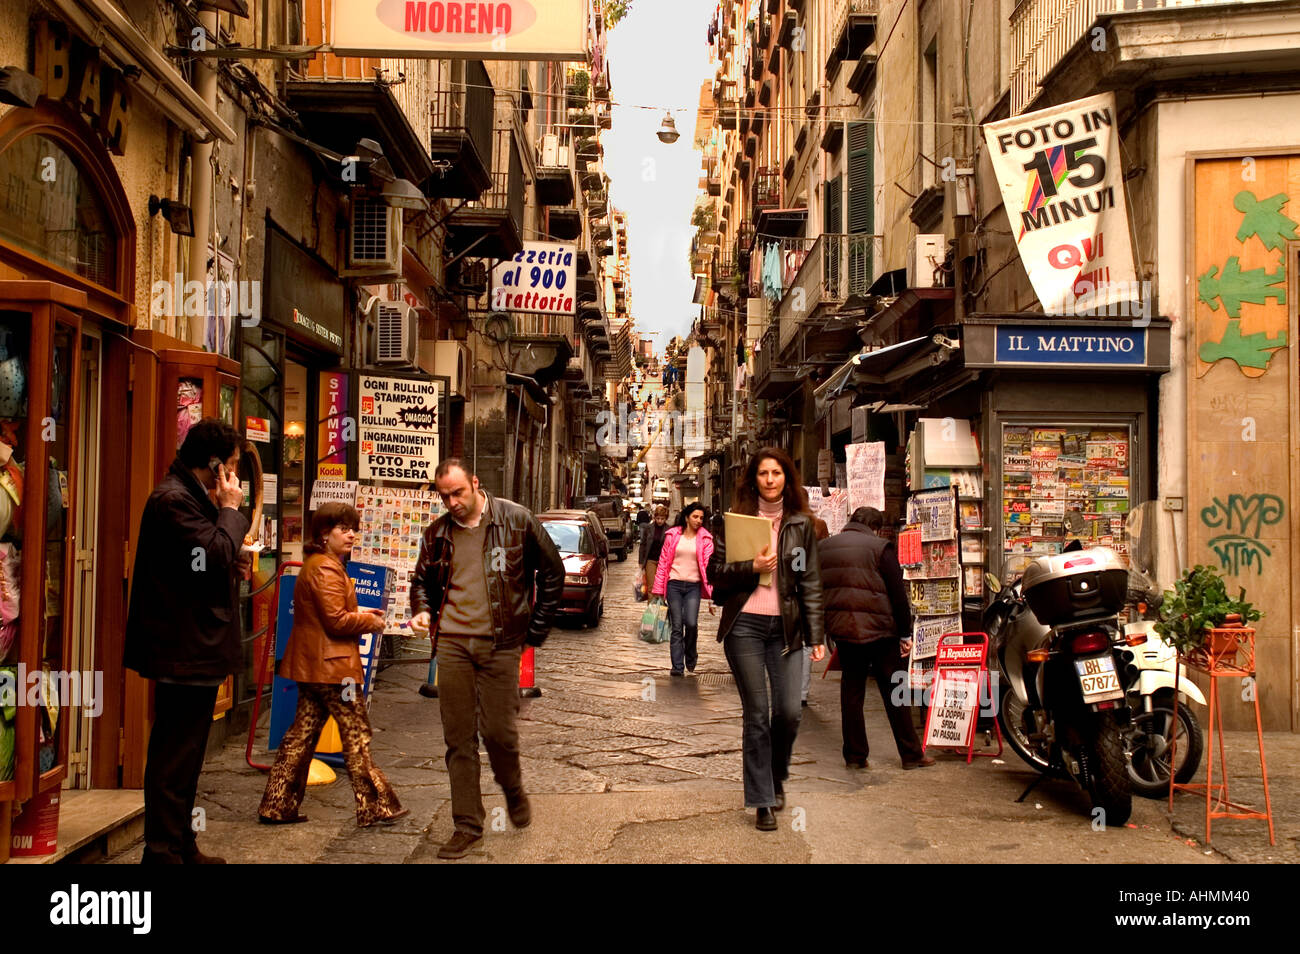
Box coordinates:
[656,113,680,144]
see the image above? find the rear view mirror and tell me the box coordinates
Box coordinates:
[986,572,1001,594]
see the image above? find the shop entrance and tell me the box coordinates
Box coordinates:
[67,327,102,789]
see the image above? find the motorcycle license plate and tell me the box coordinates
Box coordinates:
[1074,655,1123,703]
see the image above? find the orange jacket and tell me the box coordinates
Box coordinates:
[279,552,378,685]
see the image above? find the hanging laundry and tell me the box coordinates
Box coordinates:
[762,242,783,301]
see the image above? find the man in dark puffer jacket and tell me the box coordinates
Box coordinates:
[820,507,934,770]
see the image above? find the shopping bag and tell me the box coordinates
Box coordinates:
[633,580,646,602]
[638,601,658,642]
[651,599,670,644]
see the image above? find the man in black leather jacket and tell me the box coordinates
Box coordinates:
[409,458,563,859]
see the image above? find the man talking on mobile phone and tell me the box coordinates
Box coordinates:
[125,418,252,864]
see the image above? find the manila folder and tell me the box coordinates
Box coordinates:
[724,511,775,586]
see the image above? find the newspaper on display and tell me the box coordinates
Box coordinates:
[905,486,960,668]
[804,486,850,537]
[352,485,445,633]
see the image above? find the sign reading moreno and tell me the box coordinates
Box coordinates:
[331,0,590,59]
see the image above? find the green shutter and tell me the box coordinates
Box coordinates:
[823,176,841,294]
[847,121,874,294]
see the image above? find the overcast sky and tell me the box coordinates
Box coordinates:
[603,0,717,352]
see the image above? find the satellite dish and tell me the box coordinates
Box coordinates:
[484,312,513,344]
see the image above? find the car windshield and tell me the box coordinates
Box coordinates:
[544,523,591,554]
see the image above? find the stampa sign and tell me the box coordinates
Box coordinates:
[331,0,589,59]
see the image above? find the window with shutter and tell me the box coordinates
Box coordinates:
[847,121,874,295]
[823,175,841,296]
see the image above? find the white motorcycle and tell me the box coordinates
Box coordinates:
[1120,502,1206,798]
[1121,617,1206,797]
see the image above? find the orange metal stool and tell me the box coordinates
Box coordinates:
[1169,626,1275,846]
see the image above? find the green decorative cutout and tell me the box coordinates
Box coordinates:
[1234,190,1300,252]
[1196,255,1286,318]
[1198,319,1287,371]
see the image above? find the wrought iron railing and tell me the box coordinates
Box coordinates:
[1009,0,1281,115]
[430,61,494,167]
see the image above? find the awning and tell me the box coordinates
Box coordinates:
[812,334,960,409]
[755,207,808,238]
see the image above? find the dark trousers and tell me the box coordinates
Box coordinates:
[837,639,926,765]
[143,682,218,862]
[666,578,702,673]
[724,613,803,808]
[259,683,402,825]
[437,636,523,836]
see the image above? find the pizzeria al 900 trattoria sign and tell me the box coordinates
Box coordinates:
[358,375,443,483]
[330,0,590,59]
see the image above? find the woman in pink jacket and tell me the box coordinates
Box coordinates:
[652,503,714,676]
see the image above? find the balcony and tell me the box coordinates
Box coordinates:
[754,166,781,211]
[428,62,495,199]
[753,320,801,399]
[768,233,883,353]
[826,0,879,73]
[511,312,575,386]
[535,136,577,207]
[1010,0,1297,116]
[445,128,524,261]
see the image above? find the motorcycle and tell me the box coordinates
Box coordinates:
[1118,502,1206,797]
[986,546,1141,826]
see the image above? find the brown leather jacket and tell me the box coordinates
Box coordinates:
[279,552,380,685]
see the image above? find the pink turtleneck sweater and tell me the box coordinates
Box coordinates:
[740,497,783,616]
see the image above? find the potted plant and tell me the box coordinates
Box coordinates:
[1153,564,1261,663]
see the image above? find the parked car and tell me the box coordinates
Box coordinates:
[537,512,607,628]
[574,494,631,561]
[651,478,670,506]
[539,509,608,561]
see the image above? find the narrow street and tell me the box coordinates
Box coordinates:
[111,556,1227,865]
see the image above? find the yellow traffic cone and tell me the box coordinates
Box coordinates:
[316,717,342,754]
[306,758,336,785]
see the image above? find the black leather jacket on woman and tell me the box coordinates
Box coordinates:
[410,492,564,651]
[707,510,825,655]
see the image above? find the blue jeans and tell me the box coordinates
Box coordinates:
[666,579,702,674]
[724,613,804,808]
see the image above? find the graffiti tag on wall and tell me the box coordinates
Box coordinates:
[1200,493,1285,575]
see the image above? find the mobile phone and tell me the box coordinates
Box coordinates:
[208,457,223,478]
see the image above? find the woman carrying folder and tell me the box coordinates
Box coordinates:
[708,448,825,831]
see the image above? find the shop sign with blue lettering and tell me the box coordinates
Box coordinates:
[995,326,1146,366]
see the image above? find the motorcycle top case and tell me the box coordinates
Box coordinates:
[1021,548,1128,625]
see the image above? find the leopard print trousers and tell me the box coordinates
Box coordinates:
[258,682,403,826]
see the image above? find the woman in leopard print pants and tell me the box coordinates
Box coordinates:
[258,503,406,827]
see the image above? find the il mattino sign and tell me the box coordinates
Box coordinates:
[330,0,590,59]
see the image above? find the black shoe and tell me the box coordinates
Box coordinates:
[259,813,309,825]
[845,760,869,770]
[506,792,532,828]
[670,670,684,677]
[773,788,786,812]
[182,846,227,864]
[437,831,482,859]
[755,807,777,831]
[902,757,937,770]
[418,683,439,698]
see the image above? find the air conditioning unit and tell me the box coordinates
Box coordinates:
[372,300,417,367]
[343,198,402,278]
[908,233,945,289]
[541,133,560,167]
[418,339,470,398]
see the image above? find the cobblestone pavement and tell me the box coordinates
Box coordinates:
[102,554,1295,864]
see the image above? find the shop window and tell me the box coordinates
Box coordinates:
[0,134,117,290]
[1002,425,1132,573]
